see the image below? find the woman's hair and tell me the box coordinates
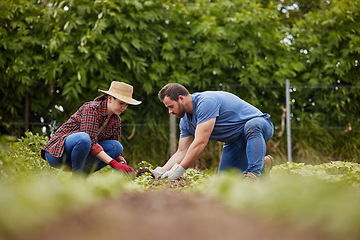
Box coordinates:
[94,94,109,101]
[158,83,190,102]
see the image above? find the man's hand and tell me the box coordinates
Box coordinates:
[161,163,186,180]
[151,166,167,178]
[108,159,135,176]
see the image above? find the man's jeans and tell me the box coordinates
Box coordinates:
[218,117,274,176]
[45,132,123,174]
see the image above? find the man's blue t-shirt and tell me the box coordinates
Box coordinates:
[179,91,269,145]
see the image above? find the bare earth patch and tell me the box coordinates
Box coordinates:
[8,190,332,240]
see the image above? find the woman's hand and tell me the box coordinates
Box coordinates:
[118,155,127,164]
[108,159,135,175]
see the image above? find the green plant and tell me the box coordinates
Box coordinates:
[1,131,360,240]
[272,161,360,187]
[198,164,360,240]
[0,132,140,237]
[0,131,52,179]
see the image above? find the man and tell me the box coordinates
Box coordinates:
[152,83,274,180]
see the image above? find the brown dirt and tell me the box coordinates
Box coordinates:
[7,190,332,240]
[136,168,155,178]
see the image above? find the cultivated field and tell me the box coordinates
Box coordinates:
[1,133,360,240]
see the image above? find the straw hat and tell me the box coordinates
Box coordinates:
[98,81,142,105]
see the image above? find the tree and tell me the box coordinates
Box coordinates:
[1,0,359,164]
[0,1,51,134]
[287,0,360,160]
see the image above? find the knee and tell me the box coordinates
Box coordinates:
[76,132,91,146]
[111,141,123,157]
[244,121,262,136]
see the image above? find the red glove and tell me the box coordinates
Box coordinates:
[108,159,135,175]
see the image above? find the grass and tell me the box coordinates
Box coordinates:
[1,132,360,239]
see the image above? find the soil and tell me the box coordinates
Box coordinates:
[7,190,332,240]
[136,168,155,178]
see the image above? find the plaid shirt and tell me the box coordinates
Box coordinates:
[41,99,121,159]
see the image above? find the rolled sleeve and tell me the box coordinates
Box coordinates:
[90,143,104,156]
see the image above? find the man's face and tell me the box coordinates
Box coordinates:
[163,96,186,118]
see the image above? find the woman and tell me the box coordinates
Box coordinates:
[41,81,141,175]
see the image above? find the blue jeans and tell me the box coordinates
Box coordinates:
[218,117,274,176]
[45,132,123,174]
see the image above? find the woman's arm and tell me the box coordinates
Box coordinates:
[95,151,113,164]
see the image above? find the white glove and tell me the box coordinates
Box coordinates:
[151,166,167,178]
[161,163,186,180]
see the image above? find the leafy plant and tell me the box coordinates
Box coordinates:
[134,160,207,190]
[272,161,360,187]
[0,131,52,179]
[198,166,360,240]
[0,132,139,236]
[1,132,360,240]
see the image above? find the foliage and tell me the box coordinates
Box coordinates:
[1,0,359,165]
[0,1,47,115]
[272,161,360,187]
[287,84,360,162]
[290,0,360,85]
[0,131,51,178]
[0,134,139,237]
[0,134,360,239]
[159,0,288,88]
[268,0,329,26]
[198,165,360,240]
[135,161,206,190]
[0,172,139,236]
[283,0,360,162]
[0,0,288,122]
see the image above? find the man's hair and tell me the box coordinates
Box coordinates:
[158,83,190,102]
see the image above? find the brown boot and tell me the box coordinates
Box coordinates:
[263,155,274,178]
[244,172,258,181]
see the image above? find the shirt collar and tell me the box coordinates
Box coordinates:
[99,99,108,117]
[99,99,121,124]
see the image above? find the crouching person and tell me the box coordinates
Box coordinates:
[41,81,141,175]
[152,83,274,180]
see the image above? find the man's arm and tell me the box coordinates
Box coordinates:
[163,135,194,170]
[179,117,216,169]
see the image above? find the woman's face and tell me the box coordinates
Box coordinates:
[108,96,128,115]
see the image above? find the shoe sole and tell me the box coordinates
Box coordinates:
[264,155,274,177]
[244,172,258,181]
